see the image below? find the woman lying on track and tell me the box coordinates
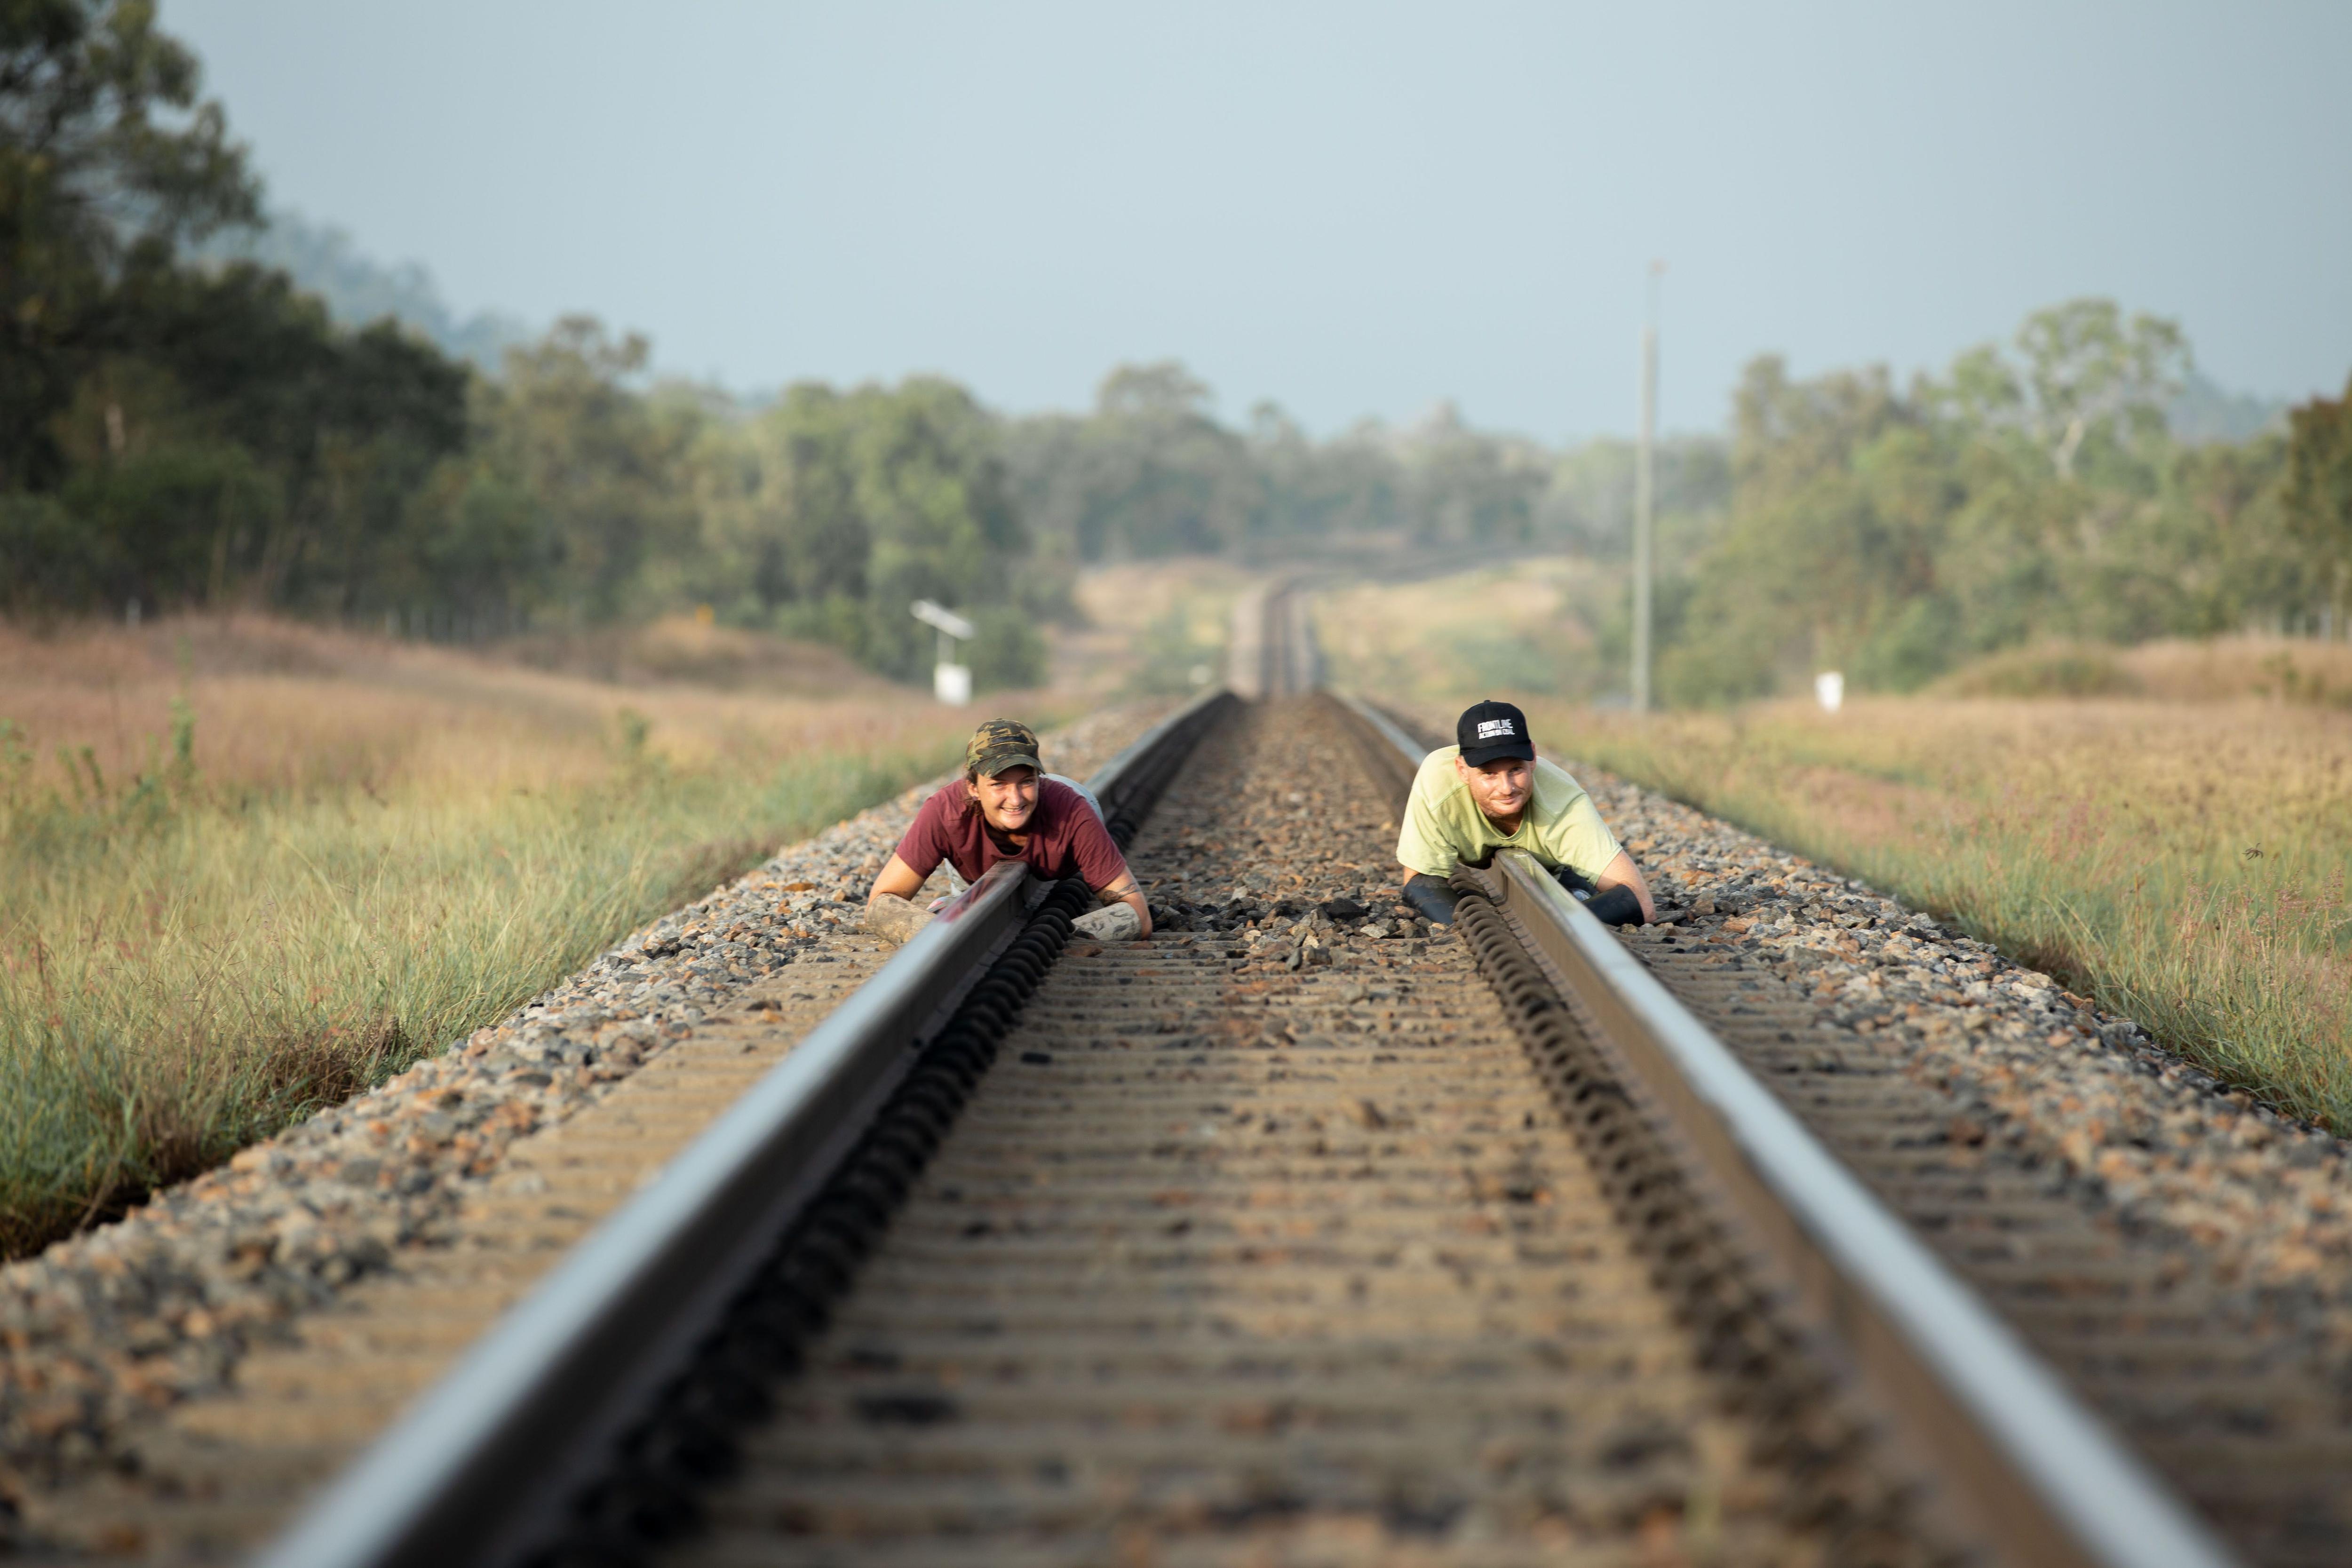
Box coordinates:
[864,718,1153,946]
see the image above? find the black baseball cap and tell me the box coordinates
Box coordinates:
[1456,699,1536,766]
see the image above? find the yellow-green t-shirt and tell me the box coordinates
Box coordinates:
[1393,746,1622,881]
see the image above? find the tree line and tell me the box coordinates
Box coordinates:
[0,6,1592,690]
[1654,300,2352,703]
[0,2,1592,689]
[5,4,2346,702]
[0,7,1039,681]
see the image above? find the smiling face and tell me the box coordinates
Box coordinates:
[1456,754,1533,829]
[968,764,1041,834]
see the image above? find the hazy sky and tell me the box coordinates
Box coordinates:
[168,0,2352,438]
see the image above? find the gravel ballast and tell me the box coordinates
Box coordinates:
[0,700,1174,1501]
[1366,700,2352,1560]
[1554,756,2352,1564]
[12,689,2351,1563]
[1573,771,2352,1302]
[1378,700,2352,1311]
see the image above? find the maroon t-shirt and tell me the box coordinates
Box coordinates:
[894,778,1130,890]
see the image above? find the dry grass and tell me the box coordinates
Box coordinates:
[1517,696,2352,1131]
[1311,578,2352,1130]
[1313,558,1599,702]
[1935,635,2352,704]
[499,613,904,694]
[1061,559,1256,696]
[2116,636,2352,705]
[0,613,929,797]
[0,614,1062,1256]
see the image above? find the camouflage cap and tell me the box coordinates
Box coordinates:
[965,718,1042,779]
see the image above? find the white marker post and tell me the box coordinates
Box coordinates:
[1814,670,1844,713]
[911,599,977,706]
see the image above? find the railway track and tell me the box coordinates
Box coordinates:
[222,590,2264,1568]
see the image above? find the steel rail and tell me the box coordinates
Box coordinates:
[1269,579,1319,695]
[257,685,1236,1568]
[1228,576,1318,700]
[1329,690,2239,1568]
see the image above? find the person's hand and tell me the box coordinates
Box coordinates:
[1584,884,1645,926]
[1073,903,1141,942]
[864,898,933,946]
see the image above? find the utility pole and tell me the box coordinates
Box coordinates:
[1631,260,1663,713]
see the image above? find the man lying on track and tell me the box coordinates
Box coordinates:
[864,718,1153,946]
[1395,699,1655,929]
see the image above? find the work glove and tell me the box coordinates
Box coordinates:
[1583,884,1645,927]
[1073,902,1142,942]
[1551,864,1598,897]
[1551,861,1644,926]
[863,898,933,946]
[1400,877,1460,927]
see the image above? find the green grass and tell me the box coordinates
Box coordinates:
[1317,564,2352,1130]
[1518,697,2352,1132]
[0,722,965,1258]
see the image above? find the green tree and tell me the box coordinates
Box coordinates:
[2175,432,2293,625]
[397,465,551,623]
[107,262,469,611]
[0,490,100,608]
[2,3,473,618]
[1392,401,1547,548]
[2280,375,2352,620]
[1661,356,1942,700]
[1006,361,1257,562]
[1657,304,2302,707]
[690,376,1031,683]
[850,376,1025,676]
[459,317,692,624]
[1936,299,2189,480]
[1245,401,1403,541]
[59,438,278,603]
[1,0,258,489]
[686,382,873,624]
[1539,435,1731,561]
[964,605,1047,691]
[2017,300,2187,479]
[11,258,468,613]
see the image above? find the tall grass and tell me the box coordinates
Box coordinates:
[0,616,1030,1256]
[1317,570,2352,1129]
[1314,560,1599,701]
[1518,697,2352,1132]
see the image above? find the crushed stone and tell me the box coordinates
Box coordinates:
[0,700,1174,1492]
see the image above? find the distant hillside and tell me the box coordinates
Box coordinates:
[199,209,532,368]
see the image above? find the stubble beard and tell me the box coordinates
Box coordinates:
[1483,788,1527,821]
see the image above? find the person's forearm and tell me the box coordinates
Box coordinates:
[1121,888,1152,937]
[867,852,927,907]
